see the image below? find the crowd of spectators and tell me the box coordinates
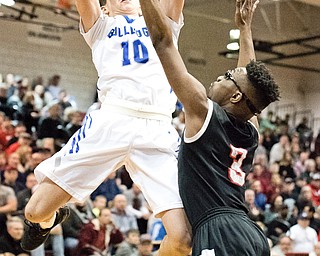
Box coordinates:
[0,73,162,256]
[1,73,320,256]
[246,111,320,255]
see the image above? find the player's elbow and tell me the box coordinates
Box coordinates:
[152,30,174,54]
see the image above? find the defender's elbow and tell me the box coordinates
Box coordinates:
[151,31,173,52]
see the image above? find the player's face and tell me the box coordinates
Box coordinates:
[207,68,244,107]
[208,67,260,115]
[106,0,140,16]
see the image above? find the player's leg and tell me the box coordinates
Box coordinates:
[22,110,131,251]
[22,177,71,251]
[24,177,71,223]
[128,119,192,255]
[126,153,191,253]
[24,109,128,224]
[126,170,192,255]
[157,208,192,256]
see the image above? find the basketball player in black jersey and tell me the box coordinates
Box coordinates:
[141,0,280,255]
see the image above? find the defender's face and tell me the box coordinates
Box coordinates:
[208,67,261,115]
[106,0,140,16]
[207,67,247,107]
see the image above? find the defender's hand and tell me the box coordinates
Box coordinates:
[235,0,259,29]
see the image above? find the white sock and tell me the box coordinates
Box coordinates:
[39,213,56,229]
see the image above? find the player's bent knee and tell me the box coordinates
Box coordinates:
[24,203,48,223]
[24,204,38,222]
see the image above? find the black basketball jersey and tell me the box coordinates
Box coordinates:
[178,100,259,228]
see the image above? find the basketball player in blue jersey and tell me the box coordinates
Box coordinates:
[21,0,192,255]
[141,0,280,255]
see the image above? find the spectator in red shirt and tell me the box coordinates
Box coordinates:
[76,207,123,256]
[309,173,320,207]
[5,132,33,157]
[252,162,275,202]
[0,119,15,150]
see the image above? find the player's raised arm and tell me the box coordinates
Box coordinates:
[75,0,101,33]
[235,0,260,127]
[236,0,259,67]
[160,0,184,23]
[140,0,208,133]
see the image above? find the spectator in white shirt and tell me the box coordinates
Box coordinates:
[286,212,318,254]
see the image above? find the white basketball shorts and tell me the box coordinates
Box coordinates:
[34,106,182,216]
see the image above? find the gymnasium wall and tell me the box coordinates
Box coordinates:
[0,19,97,112]
[0,14,319,132]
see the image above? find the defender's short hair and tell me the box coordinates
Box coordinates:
[246,60,280,108]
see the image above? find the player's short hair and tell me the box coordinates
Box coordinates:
[246,60,280,108]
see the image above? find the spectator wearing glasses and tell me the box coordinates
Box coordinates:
[140,0,280,254]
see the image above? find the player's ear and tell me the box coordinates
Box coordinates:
[101,5,110,15]
[230,92,242,104]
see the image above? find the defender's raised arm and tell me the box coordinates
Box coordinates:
[140,0,208,136]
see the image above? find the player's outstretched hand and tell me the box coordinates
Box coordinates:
[235,0,259,29]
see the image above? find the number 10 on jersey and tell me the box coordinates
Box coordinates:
[122,39,149,66]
